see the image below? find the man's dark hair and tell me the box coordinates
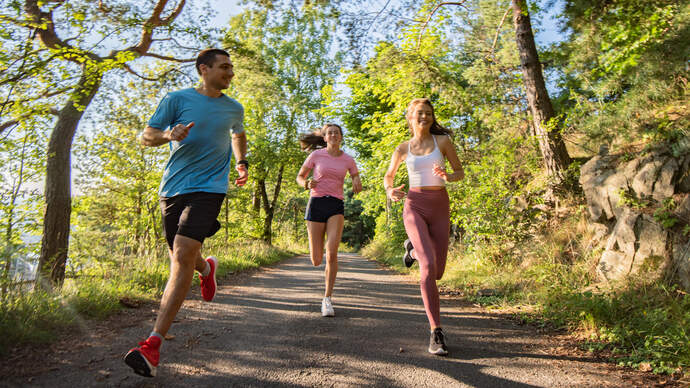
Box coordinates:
[196,48,230,75]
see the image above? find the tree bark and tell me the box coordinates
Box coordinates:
[258,165,285,245]
[37,70,101,289]
[512,0,571,184]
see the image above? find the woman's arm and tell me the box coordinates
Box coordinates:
[296,165,316,190]
[433,135,464,182]
[384,143,407,201]
[351,173,363,194]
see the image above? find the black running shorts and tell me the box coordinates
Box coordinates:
[159,192,225,250]
[305,195,344,223]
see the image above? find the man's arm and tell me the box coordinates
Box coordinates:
[140,123,194,147]
[231,131,247,162]
[232,131,248,186]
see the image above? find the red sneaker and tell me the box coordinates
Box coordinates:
[199,256,218,302]
[124,335,161,377]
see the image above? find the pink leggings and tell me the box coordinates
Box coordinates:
[403,188,450,329]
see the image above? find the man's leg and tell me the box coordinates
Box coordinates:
[153,235,202,337]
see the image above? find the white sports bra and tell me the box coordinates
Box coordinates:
[405,136,445,187]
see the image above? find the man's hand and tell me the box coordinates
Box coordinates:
[234,164,248,187]
[167,122,194,142]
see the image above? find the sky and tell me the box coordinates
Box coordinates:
[206,0,567,46]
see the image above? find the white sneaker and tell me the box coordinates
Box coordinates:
[321,297,335,317]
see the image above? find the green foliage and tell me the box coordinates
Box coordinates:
[342,189,375,250]
[557,1,690,149]
[451,137,540,245]
[653,198,679,229]
[542,282,690,374]
[224,5,340,242]
[0,288,76,353]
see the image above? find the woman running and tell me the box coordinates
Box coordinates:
[296,123,362,317]
[383,98,464,356]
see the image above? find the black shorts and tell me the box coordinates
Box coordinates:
[160,192,225,250]
[305,196,344,223]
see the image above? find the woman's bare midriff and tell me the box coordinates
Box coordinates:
[410,186,445,191]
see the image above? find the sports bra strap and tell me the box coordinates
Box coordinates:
[407,136,439,157]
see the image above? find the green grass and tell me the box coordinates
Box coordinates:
[0,239,293,355]
[362,212,690,377]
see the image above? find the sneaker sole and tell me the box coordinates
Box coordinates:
[321,310,335,317]
[428,347,449,356]
[202,256,218,302]
[124,349,157,377]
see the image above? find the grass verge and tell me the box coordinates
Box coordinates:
[0,239,293,355]
[362,212,689,378]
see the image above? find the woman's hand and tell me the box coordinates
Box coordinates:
[387,184,406,202]
[432,163,449,181]
[305,179,318,190]
[352,176,362,194]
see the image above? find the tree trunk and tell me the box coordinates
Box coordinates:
[2,210,14,297]
[257,179,272,245]
[37,70,101,289]
[257,165,285,245]
[252,183,261,213]
[512,0,571,184]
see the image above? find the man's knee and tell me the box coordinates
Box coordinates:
[171,238,200,267]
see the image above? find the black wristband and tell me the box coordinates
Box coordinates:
[237,160,249,169]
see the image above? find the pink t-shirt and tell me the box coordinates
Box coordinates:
[302,148,358,200]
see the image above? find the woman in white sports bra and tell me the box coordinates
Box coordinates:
[383,98,464,356]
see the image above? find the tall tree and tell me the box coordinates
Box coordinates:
[415,0,572,185]
[0,1,209,288]
[511,0,571,184]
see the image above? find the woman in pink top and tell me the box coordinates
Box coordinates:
[383,98,464,356]
[296,123,362,317]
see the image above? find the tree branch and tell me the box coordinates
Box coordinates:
[417,1,469,49]
[0,120,18,136]
[129,0,186,56]
[488,6,512,59]
[363,0,392,37]
[141,52,195,62]
[122,64,183,81]
[24,0,101,63]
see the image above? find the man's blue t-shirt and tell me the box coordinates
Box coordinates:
[148,88,244,197]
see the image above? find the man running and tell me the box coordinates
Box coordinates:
[124,48,248,377]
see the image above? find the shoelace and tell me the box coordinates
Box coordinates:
[434,331,445,344]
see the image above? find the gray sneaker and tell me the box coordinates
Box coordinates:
[428,328,449,356]
[403,239,415,268]
[321,297,335,317]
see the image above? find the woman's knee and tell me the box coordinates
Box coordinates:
[419,267,435,281]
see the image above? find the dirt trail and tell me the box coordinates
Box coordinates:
[3,253,667,387]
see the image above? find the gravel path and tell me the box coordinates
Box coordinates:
[3,253,662,387]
